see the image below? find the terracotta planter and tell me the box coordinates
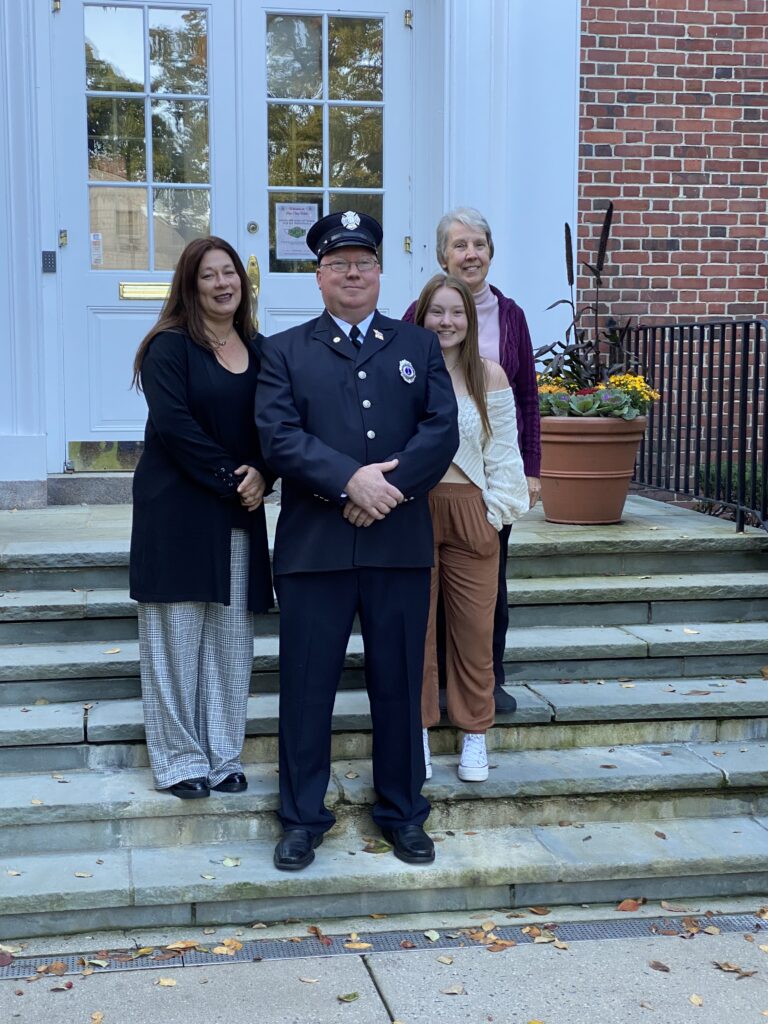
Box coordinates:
[540,416,647,525]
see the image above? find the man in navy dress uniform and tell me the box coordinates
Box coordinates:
[257,211,459,871]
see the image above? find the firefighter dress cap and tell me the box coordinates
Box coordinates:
[307,211,383,259]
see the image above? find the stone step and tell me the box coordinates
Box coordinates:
[4,677,767,773]
[2,812,768,939]
[3,572,768,643]
[2,499,766,593]
[1,622,767,705]
[1,741,766,858]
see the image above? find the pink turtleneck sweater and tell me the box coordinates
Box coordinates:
[474,282,501,363]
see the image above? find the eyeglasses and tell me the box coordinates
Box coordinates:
[319,258,380,275]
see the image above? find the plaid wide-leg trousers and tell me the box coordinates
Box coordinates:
[137,529,254,790]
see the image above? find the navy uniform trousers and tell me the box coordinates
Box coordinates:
[276,566,430,835]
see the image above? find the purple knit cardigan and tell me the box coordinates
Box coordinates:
[402,284,541,478]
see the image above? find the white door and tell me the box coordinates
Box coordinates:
[52,1,414,466]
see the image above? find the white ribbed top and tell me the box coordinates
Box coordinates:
[451,388,530,530]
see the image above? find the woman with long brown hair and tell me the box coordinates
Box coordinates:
[414,274,528,781]
[130,236,273,799]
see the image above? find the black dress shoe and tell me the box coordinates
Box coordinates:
[494,683,517,714]
[164,777,210,800]
[211,772,248,793]
[273,829,323,871]
[381,825,435,865]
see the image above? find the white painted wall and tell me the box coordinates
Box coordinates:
[0,0,48,482]
[411,0,580,352]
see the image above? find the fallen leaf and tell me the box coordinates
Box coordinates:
[102,648,121,654]
[156,977,177,987]
[528,906,550,916]
[683,629,700,635]
[221,857,240,868]
[131,947,155,959]
[6,870,21,877]
[682,917,701,934]
[654,831,668,840]
[620,682,635,688]
[200,874,216,880]
[369,913,387,919]
[437,955,454,965]
[553,939,569,950]
[0,952,13,967]
[362,839,392,854]
[91,1014,105,1024]
[682,689,710,696]
[74,872,93,878]
[464,831,478,835]
[761,666,768,679]
[649,960,670,972]
[703,925,720,935]
[481,920,496,932]
[50,981,74,991]
[250,922,266,929]
[600,764,617,769]
[165,941,200,951]
[344,942,372,950]
[400,940,415,949]
[690,994,703,1006]
[424,930,440,942]
[759,944,768,953]
[639,1003,654,1011]
[660,901,689,912]
[337,992,359,1003]
[49,961,68,976]
[616,898,645,912]
[745,934,755,943]
[308,925,332,947]
[344,771,359,779]
[299,977,319,984]
[713,961,743,973]
[30,799,44,806]
[441,984,465,995]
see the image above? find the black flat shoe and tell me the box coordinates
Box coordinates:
[273,829,323,871]
[164,777,210,800]
[493,683,517,714]
[211,772,248,793]
[381,825,435,865]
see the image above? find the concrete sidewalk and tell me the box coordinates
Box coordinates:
[3,900,768,1023]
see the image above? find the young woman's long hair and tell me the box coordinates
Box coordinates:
[131,236,255,391]
[414,273,492,437]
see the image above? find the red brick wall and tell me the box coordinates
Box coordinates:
[579,0,768,323]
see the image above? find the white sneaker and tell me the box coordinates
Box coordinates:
[458,732,489,782]
[423,728,432,780]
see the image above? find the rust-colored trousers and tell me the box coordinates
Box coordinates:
[422,483,500,732]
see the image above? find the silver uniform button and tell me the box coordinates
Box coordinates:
[333,336,341,344]
[367,430,376,439]
[362,399,371,409]
[358,370,367,379]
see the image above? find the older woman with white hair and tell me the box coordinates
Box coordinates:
[403,207,540,714]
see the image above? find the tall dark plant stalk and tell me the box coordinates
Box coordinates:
[537,200,631,388]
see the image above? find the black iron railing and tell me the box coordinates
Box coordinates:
[627,319,768,533]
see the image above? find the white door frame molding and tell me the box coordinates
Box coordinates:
[0,0,53,488]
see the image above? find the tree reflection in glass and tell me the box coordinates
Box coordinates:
[330,107,382,188]
[88,98,146,182]
[152,100,209,183]
[153,188,210,270]
[149,8,208,95]
[329,18,383,101]
[85,5,144,91]
[268,104,322,188]
[267,15,322,99]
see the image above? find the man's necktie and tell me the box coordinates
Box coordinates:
[349,325,362,348]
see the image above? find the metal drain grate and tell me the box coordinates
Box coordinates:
[2,913,765,980]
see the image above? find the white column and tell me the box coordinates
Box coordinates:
[0,0,49,504]
[414,0,580,349]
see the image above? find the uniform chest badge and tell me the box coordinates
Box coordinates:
[399,359,416,384]
[373,329,384,340]
[341,211,360,230]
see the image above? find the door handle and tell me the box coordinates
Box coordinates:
[246,254,260,302]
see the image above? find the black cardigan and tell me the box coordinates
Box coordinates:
[129,329,274,612]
